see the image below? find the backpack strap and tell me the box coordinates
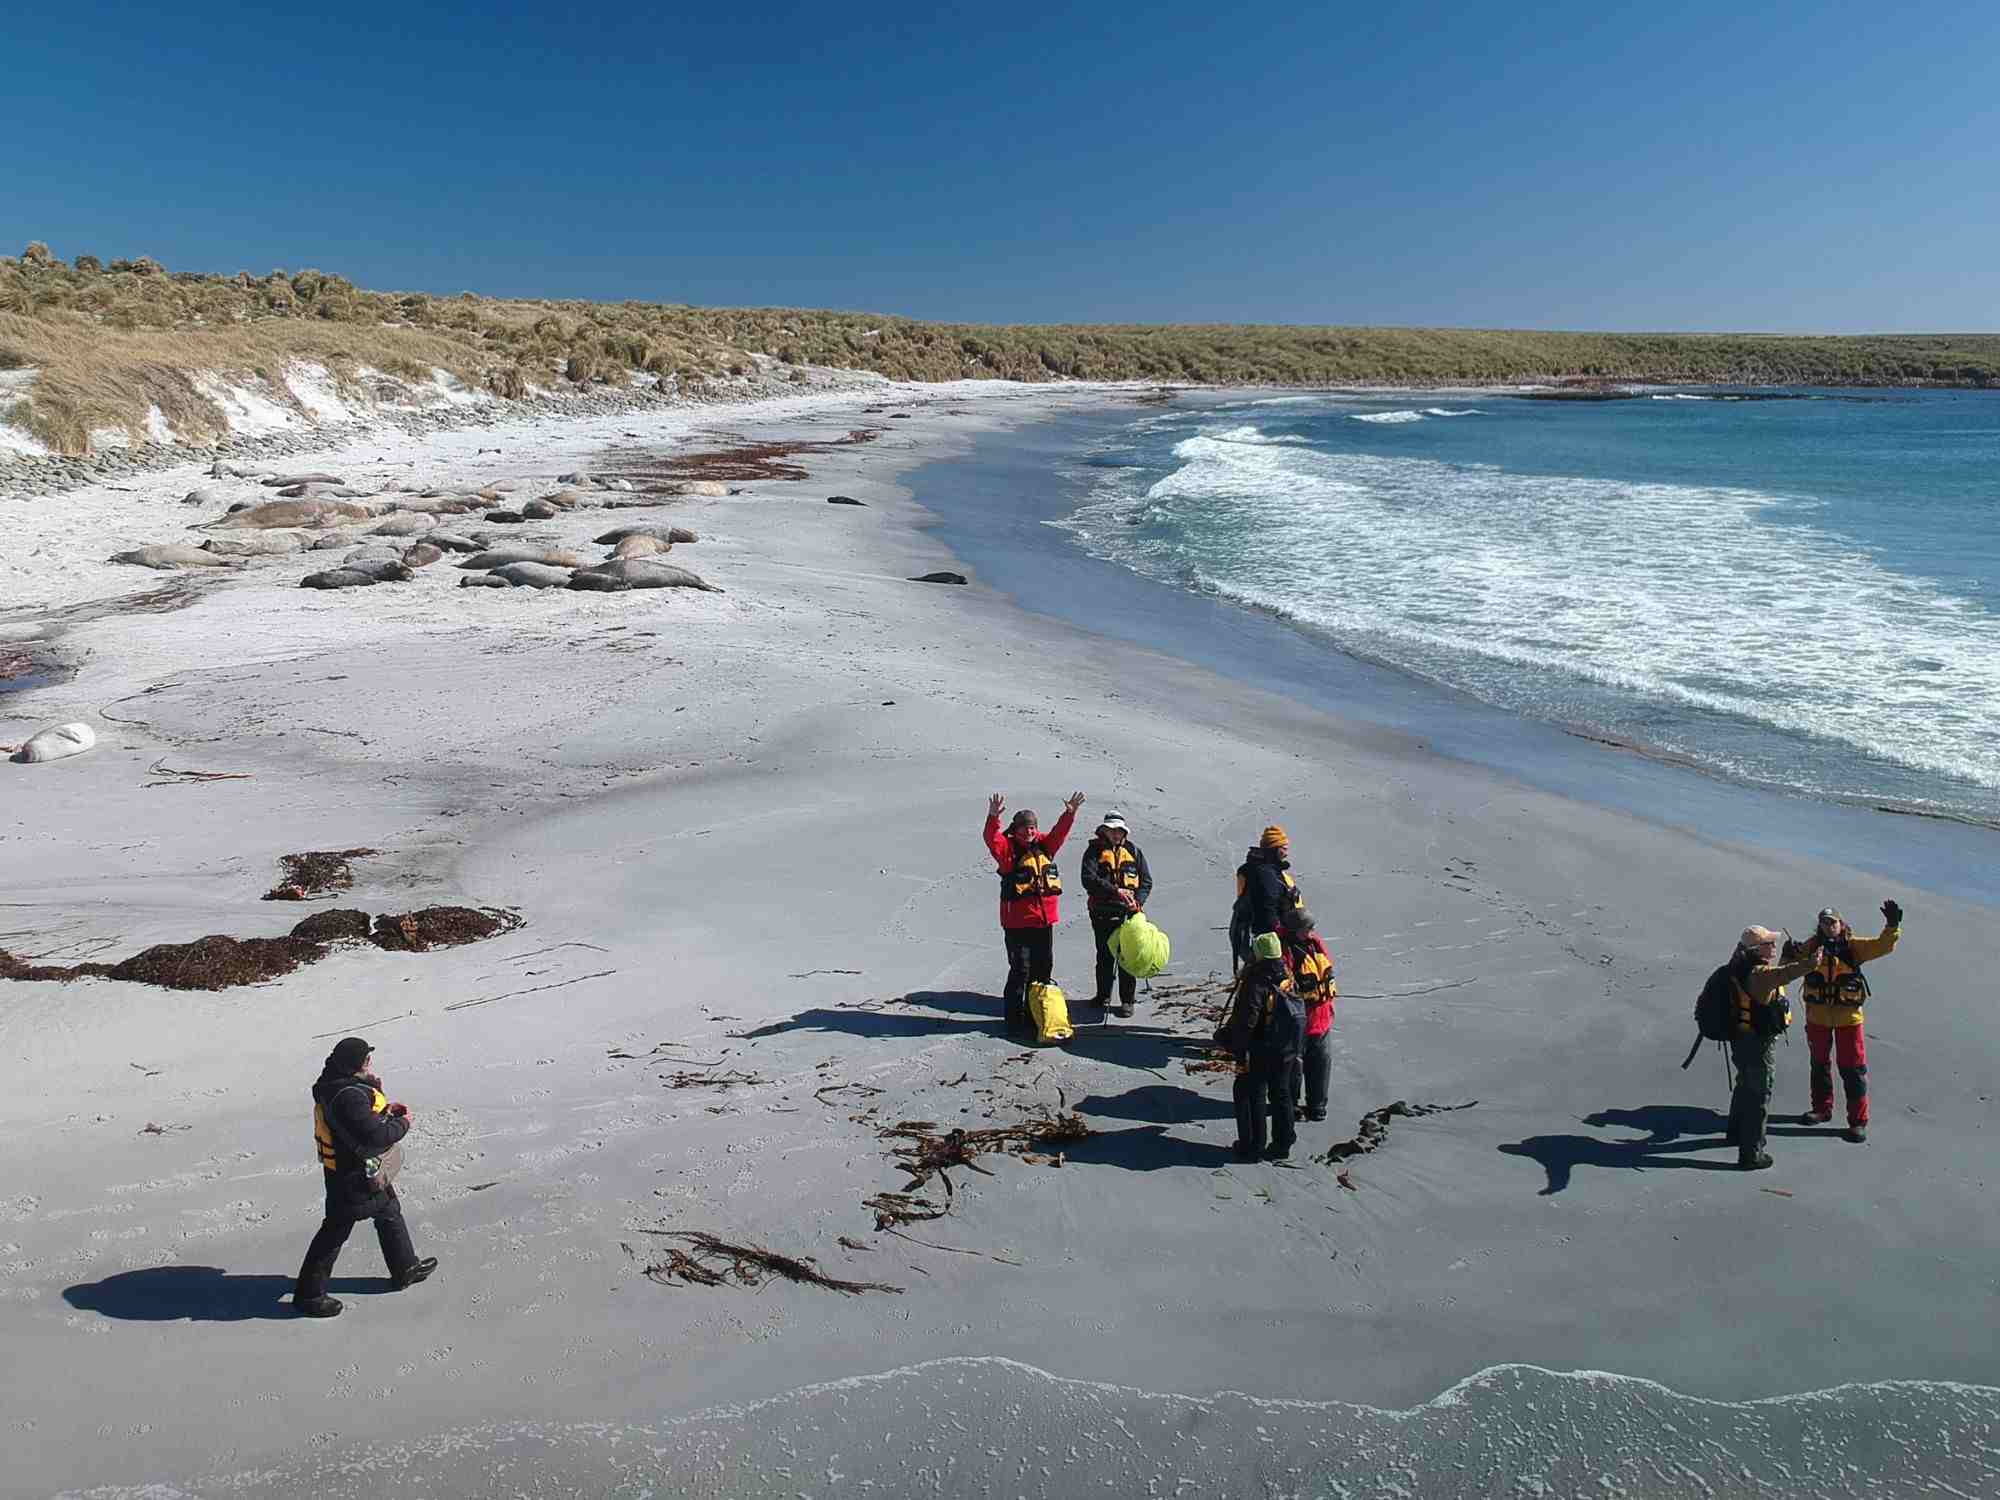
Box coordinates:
[1679,1034,1705,1070]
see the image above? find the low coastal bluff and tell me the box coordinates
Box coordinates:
[5,242,1998,470]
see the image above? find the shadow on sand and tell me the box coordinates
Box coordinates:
[1498,1104,1830,1195]
[735,990,1004,1042]
[63,1265,386,1322]
[1061,1125,1238,1171]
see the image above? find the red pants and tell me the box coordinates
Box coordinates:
[1806,1022,1868,1126]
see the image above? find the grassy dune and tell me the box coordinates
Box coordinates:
[4,243,1997,455]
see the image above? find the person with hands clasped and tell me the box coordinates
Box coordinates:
[1799,899,1905,1143]
[293,1036,437,1319]
[1080,812,1153,1017]
[982,791,1084,1034]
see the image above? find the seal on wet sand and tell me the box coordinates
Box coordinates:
[489,561,574,589]
[571,559,721,592]
[594,524,699,546]
[110,544,247,570]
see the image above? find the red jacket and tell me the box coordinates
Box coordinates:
[984,807,1078,929]
[1287,932,1336,1038]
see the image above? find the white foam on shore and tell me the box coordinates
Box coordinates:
[1060,423,2000,800]
[1350,408,1427,423]
[62,1357,2000,1498]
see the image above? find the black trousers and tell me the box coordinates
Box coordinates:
[1002,927,1054,1030]
[1299,1031,1331,1115]
[295,1184,417,1301]
[1090,916,1137,1005]
[1727,1033,1776,1162]
[1233,1054,1300,1156]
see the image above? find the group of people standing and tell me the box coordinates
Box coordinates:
[1711,900,1904,1171]
[981,798,1335,1160]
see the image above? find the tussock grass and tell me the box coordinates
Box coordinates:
[5,244,1998,456]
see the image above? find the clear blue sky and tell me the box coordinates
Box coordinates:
[7,2,1998,331]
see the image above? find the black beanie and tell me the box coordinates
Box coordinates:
[327,1036,373,1074]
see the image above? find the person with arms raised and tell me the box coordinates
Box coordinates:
[983,791,1084,1034]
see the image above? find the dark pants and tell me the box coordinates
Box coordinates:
[1233,1054,1299,1156]
[1299,1031,1331,1116]
[1727,1033,1776,1162]
[1002,926,1054,1031]
[1090,915,1137,1005]
[1807,1022,1869,1126]
[295,1185,416,1302]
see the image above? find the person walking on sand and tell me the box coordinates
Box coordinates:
[1215,932,1305,1161]
[1721,928,1819,1172]
[293,1037,437,1319]
[1798,900,1904,1143]
[1081,811,1153,1017]
[984,791,1084,1034]
[1281,910,1337,1122]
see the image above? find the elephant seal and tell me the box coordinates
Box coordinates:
[826,495,867,506]
[557,470,594,486]
[594,524,698,546]
[201,532,308,557]
[608,534,670,560]
[520,499,559,520]
[427,532,484,554]
[665,480,727,497]
[401,542,445,568]
[910,572,969,585]
[342,546,405,568]
[368,513,436,537]
[182,485,233,508]
[459,547,586,570]
[573,559,720,592]
[200,498,374,531]
[211,461,265,479]
[540,489,586,510]
[567,569,630,593]
[484,509,527,525]
[300,568,377,590]
[12,722,97,764]
[111,544,246,570]
[459,572,511,588]
[310,531,363,550]
[489,561,573,589]
[261,472,344,487]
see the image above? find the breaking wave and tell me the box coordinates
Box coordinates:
[65,1358,2000,1498]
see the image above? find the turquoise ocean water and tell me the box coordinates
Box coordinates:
[1056,388,2000,823]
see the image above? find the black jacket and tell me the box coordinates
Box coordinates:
[314,1067,408,1214]
[1215,958,1305,1062]
[1238,848,1300,938]
[1080,836,1153,918]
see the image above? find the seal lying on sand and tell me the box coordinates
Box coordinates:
[11,722,97,764]
[458,573,511,588]
[570,559,721,592]
[201,498,377,531]
[401,542,445,568]
[368,513,436,537]
[594,524,699,546]
[261,472,344,488]
[608,534,671,560]
[201,532,310,557]
[426,532,484,554]
[301,561,414,589]
[110,544,247,570]
[488,561,573,589]
[520,499,559,520]
[458,547,587,570]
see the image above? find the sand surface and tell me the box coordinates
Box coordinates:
[2,384,1996,1497]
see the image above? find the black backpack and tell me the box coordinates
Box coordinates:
[1681,963,1739,1068]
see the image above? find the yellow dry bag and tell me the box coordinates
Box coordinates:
[1027,981,1073,1044]
[1110,913,1171,979]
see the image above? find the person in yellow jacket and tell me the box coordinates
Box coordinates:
[1800,900,1903,1143]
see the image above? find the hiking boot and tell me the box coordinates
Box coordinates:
[1087,994,1111,1008]
[1231,1143,1261,1162]
[1300,1108,1326,1123]
[1738,1152,1774,1172]
[295,1295,343,1319]
[1844,1125,1868,1144]
[1801,1110,1833,1126]
[1114,1003,1135,1018]
[1263,1144,1292,1162]
[391,1257,439,1290]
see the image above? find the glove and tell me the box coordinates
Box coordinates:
[1882,899,1904,928]
[388,1102,410,1119]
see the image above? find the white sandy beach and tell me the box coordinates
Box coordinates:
[3,383,1997,1497]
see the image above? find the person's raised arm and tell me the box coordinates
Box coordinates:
[1042,791,1085,854]
[983,794,1012,867]
[1847,899,1904,963]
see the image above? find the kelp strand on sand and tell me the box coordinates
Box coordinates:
[0,905,519,991]
[880,1107,1090,1195]
[633,1231,901,1296]
[262,847,378,901]
[1319,1100,1478,1165]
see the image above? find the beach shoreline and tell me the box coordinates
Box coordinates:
[4,382,1997,1497]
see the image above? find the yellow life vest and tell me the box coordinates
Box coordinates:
[314,1085,388,1170]
[1801,947,1871,1027]
[1003,848,1061,901]
[1093,843,1142,893]
[1732,977,1790,1038]
[1293,947,1334,1000]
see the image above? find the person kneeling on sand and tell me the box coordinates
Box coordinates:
[293,1037,437,1318]
[1281,911,1337,1122]
[1080,811,1152,1017]
[1216,932,1305,1161]
[1798,899,1904,1143]
[1722,929,1819,1172]
[983,791,1084,1034]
